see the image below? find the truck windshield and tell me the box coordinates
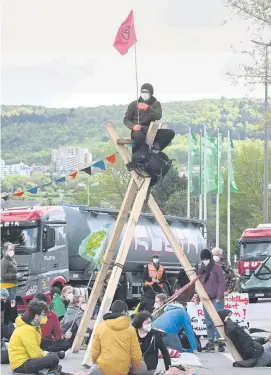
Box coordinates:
[240,242,271,259]
[1,227,39,255]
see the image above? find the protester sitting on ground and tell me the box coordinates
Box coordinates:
[153,300,197,353]
[218,309,271,367]
[23,292,71,355]
[197,248,226,353]
[137,285,156,314]
[50,286,68,321]
[91,300,142,375]
[132,311,171,375]
[152,293,167,319]
[211,247,236,295]
[8,299,61,374]
[60,295,86,344]
[1,288,14,364]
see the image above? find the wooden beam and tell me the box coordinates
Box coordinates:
[81,123,159,366]
[117,138,133,145]
[72,178,137,352]
[105,121,242,362]
[82,177,151,366]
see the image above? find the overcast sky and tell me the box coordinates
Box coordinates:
[1,0,264,107]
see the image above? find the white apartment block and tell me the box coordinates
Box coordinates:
[0,159,32,179]
[51,147,92,173]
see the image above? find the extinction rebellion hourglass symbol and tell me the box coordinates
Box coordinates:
[122,26,131,41]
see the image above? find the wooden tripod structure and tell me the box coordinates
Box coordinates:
[72,122,242,366]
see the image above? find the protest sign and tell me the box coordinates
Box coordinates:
[187,293,249,336]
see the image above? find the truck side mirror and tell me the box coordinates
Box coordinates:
[43,226,55,251]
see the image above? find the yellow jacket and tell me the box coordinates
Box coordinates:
[91,314,142,375]
[8,316,47,371]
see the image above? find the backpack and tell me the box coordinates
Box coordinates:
[127,144,172,187]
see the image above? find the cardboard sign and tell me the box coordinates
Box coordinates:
[187,293,249,336]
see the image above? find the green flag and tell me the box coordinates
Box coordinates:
[217,132,224,194]
[201,131,217,193]
[189,131,198,193]
[229,139,238,193]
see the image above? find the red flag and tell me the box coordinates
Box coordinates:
[12,191,24,197]
[105,154,116,164]
[113,10,137,55]
[68,171,78,179]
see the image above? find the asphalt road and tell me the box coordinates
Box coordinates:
[1,300,271,375]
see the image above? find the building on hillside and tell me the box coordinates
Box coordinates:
[0,159,32,179]
[51,147,92,173]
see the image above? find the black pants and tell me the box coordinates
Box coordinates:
[1,349,9,364]
[41,339,71,352]
[14,353,59,373]
[131,129,175,153]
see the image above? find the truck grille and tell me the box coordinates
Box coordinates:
[17,265,29,289]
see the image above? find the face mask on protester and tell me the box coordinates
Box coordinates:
[66,292,74,301]
[80,303,87,311]
[202,259,210,267]
[7,250,14,258]
[40,316,48,325]
[213,255,220,263]
[141,92,150,102]
[153,258,159,264]
[142,322,152,333]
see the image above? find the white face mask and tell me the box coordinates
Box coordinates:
[153,258,159,264]
[80,303,87,311]
[213,255,220,263]
[66,292,74,301]
[142,323,152,332]
[7,250,14,258]
[202,259,210,266]
[154,302,161,309]
[141,92,150,102]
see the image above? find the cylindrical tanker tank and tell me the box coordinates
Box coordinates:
[62,206,205,273]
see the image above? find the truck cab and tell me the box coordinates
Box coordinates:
[238,225,271,302]
[1,206,69,310]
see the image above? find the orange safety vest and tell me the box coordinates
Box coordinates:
[145,263,164,287]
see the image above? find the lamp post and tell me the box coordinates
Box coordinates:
[78,182,99,206]
[251,39,271,223]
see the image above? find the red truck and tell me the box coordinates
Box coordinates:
[238,224,271,303]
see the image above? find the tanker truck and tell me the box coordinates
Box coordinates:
[0,204,205,310]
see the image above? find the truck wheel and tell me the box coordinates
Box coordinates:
[249,297,258,303]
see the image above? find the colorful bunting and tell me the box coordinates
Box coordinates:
[12,191,24,197]
[68,170,78,179]
[92,160,106,170]
[27,186,39,194]
[41,181,52,187]
[81,166,92,176]
[1,195,9,201]
[105,154,116,164]
[55,176,66,183]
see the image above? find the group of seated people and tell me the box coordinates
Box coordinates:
[1,285,88,375]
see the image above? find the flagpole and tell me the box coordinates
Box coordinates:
[227,130,231,264]
[216,129,220,248]
[199,129,203,221]
[134,43,140,125]
[187,127,191,218]
[203,125,207,245]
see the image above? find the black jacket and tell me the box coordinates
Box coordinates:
[138,289,156,314]
[123,96,162,130]
[224,318,264,367]
[137,329,171,371]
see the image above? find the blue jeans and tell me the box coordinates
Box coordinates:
[7,286,16,301]
[203,299,224,341]
[162,333,183,352]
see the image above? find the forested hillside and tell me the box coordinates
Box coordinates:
[1,98,266,165]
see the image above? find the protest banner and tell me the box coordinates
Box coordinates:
[187,293,249,336]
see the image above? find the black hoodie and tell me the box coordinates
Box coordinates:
[123,96,162,130]
[218,309,264,367]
